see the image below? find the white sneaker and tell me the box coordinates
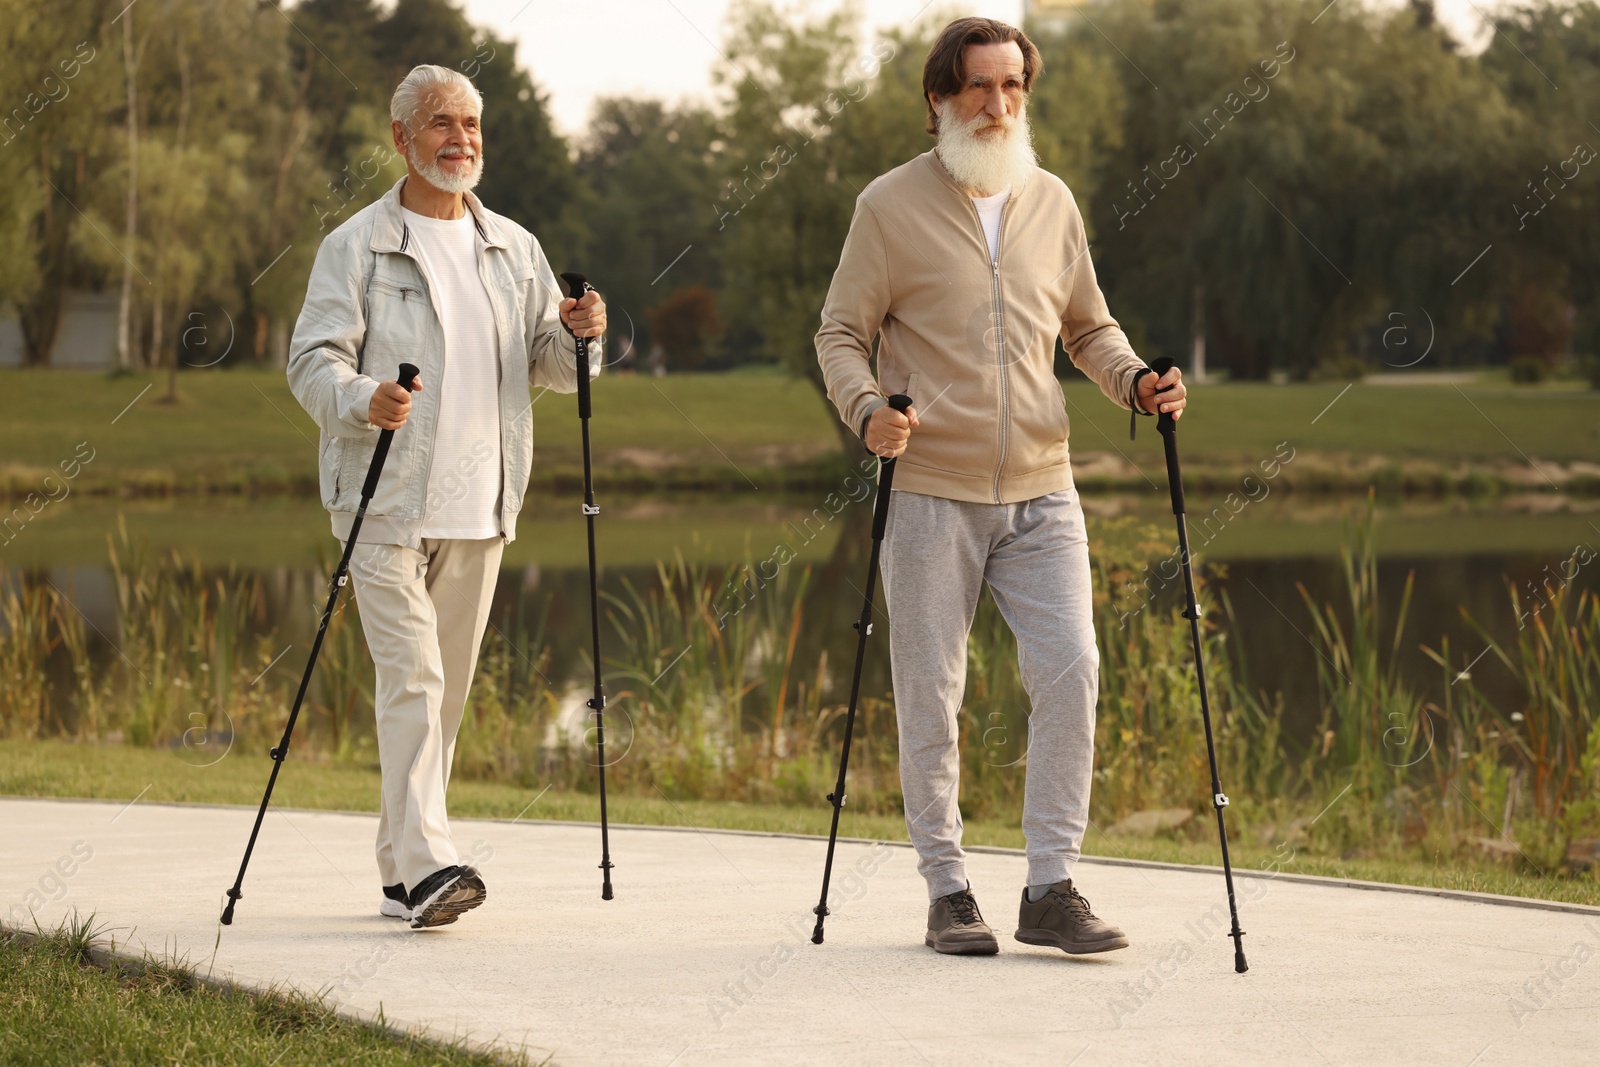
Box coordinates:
[380,883,411,920]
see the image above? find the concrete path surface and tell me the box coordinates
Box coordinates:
[3,797,1598,1066]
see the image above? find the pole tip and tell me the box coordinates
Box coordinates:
[811,928,824,945]
[1234,950,1249,973]
[602,884,614,901]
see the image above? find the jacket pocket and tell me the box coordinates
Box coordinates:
[319,435,344,508]
[366,277,429,350]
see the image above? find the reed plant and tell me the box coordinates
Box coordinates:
[2,504,1596,878]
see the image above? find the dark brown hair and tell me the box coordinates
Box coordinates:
[921,17,1043,135]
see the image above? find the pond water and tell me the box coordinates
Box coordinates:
[5,488,1598,753]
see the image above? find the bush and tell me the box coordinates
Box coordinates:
[1581,354,1600,390]
[1509,355,1549,383]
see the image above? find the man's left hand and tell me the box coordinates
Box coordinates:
[560,289,606,338]
[1137,365,1187,420]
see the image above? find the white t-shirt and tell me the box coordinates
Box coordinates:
[971,185,1011,262]
[401,206,503,540]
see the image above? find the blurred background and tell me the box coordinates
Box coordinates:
[2,0,1598,900]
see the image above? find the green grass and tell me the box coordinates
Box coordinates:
[0,493,846,568]
[2,485,1598,569]
[1068,376,1599,464]
[1,368,843,497]
[0,915,536,1066]
[4,739,1596,908]
[4,368,1596,498]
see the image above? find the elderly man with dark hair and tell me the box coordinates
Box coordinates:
[816,17,1186,956]
[287,64,605,929]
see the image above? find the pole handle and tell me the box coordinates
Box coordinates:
[395,362,420,393]
[360,362,420,501]
[561,271,595,419]
[1148,357,1185,516]
[869,394,913,540]
[1149,356,1177,436]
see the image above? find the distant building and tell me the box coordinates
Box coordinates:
[0,290,117,369]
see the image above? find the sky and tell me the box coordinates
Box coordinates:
[449,0,1505,138]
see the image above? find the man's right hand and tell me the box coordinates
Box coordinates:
[368,376,423,430]
[865,401,919,458]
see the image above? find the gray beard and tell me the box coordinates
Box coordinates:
[408,146,484,196]
[935,98,1036,196]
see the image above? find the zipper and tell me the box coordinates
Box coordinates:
[391,222,444,527]
[968,194,1010,504]
[370,277,419,302]
[472,233,508,532]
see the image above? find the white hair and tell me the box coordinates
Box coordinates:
[390,64,482,131]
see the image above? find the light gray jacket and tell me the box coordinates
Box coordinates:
[287,177,600,548]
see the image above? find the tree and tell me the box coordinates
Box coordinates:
[713,0,941,452]
[577,96,722,363]
[1477,1,1600,370]
[645,285,723,371]
[0,0,117,367]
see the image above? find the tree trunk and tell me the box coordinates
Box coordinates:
[1190,280,1206,383]
[17,151,80,366]
[1209,297,1271,380]
[161,39,192,404]
[253,309,269,363]
[116,8,140,372]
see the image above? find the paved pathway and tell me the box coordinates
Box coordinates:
[3,797,1598,1065]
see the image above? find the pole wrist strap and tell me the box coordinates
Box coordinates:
[1128,368,1157,440]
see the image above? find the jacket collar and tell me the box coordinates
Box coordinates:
[922,145,1032,203]
[369,176,508,253]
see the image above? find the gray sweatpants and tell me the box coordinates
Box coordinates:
[880,487,1098,900]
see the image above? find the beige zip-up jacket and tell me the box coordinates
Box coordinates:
[816,148,1149,504]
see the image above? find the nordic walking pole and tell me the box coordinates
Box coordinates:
[1145,355,1248,973]
[560,271,614,901]
[811,393,913,945]
[221,362,420,926]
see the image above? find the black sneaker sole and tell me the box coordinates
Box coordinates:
[925,932,1000,955]
[409,871,486,929]
[1014,927,1130,954]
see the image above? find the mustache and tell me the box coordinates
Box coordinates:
[436,146,478,160]
[961,112,1015,136]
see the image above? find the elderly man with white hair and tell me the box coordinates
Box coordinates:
[287,63,605,929]
[816,17,1187,957]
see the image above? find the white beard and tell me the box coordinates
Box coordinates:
[934,97,1036,196]
[408,144,483,195]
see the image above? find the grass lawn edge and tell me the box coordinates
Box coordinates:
[0,917,544,1066]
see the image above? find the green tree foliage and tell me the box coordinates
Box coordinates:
[710,0,939,448]
[577,96,722,364]
[0,0,576,372]
[0,0,118,366]
[1,0,1596,408]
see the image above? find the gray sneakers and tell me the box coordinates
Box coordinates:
[925,886,1000,955]
[407,865,487,929]
[1015,878,1130,954]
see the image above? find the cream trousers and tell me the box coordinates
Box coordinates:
[347,535,503,890]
